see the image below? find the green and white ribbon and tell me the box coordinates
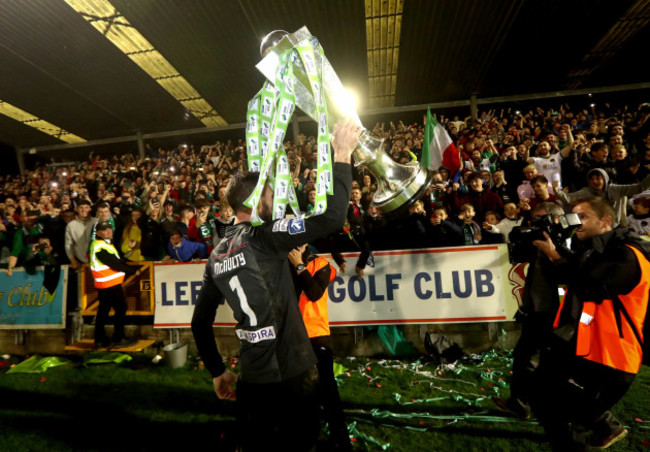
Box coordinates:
[294,38,333,215]
[244,35,332,225]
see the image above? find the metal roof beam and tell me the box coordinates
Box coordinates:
[18,82,650,156]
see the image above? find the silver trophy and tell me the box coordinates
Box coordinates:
[257,27,432,215]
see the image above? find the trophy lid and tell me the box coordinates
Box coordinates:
[260,30,289,57]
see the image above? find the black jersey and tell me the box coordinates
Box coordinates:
[192,162,352,384]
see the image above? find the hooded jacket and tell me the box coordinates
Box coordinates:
[555,168,650,227]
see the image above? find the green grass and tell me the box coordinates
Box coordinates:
[1,351,649,451]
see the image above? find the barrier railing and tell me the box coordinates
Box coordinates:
[79,262,155,316]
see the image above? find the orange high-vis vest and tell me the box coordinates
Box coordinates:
[89,239,125,289]
[575,245,650,374]
[298,256,336,339]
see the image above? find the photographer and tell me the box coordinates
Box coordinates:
[529,197,650,450]
[494,202,567,419]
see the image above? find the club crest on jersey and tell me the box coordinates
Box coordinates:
[288,217,306,235]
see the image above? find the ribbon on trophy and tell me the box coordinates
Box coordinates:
[244,37,333,225]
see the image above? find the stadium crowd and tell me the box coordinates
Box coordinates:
[1,101,650,273]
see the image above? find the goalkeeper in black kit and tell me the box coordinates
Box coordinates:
[192,120,360,452]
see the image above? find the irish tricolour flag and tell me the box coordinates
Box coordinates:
[422,108,461,176]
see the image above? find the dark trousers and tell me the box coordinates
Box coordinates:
[94,284,128,344]
[311,336,350,448]
[510,312,556,404]
[235,366,320,452]
[530,344,635,451]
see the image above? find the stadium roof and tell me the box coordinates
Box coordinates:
[1,0,649,150]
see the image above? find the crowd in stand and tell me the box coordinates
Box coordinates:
[2,101,650,274]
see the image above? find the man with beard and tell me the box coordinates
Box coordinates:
[529,124,574,192]
[191,120,359,452]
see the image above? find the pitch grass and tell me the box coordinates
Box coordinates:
[1,350,649,451]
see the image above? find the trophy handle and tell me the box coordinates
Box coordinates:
[354,130,433,215]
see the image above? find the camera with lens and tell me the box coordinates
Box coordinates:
[509,213,581,263]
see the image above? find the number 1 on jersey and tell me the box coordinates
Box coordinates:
[229,275,258,327]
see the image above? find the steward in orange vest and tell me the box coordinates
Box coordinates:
[289,244,351,452]
[90,221,140,349]
[530,197,650,450]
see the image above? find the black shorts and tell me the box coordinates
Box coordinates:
[235,365,320,452]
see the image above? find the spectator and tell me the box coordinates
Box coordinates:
[627,195,650,238]
[451,172,504,223]
[520,175,560,215]
[481,211,504,244]
[517,164,541,201]
[482,202,524,244]
[5,207,51,275]
[164,229,207,262]
[159,199,179,239]
[138,200,165,261]
[361,174,377,198]
[457,203,481,245]
[555,168,650,227]
[571,142,616,185]
[90,202,118,245]
[529,124,574,191]
[421,171,450,219]
[64,199,95,269]
[491,169,516,205]
[428,205,464,247]
[188,198,219,254]
[176,205,195,237]
[214,199,235,241]
[120,208,145,262]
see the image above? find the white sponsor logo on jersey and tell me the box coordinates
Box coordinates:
[272,218,290,232]
[236,326,276,343]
